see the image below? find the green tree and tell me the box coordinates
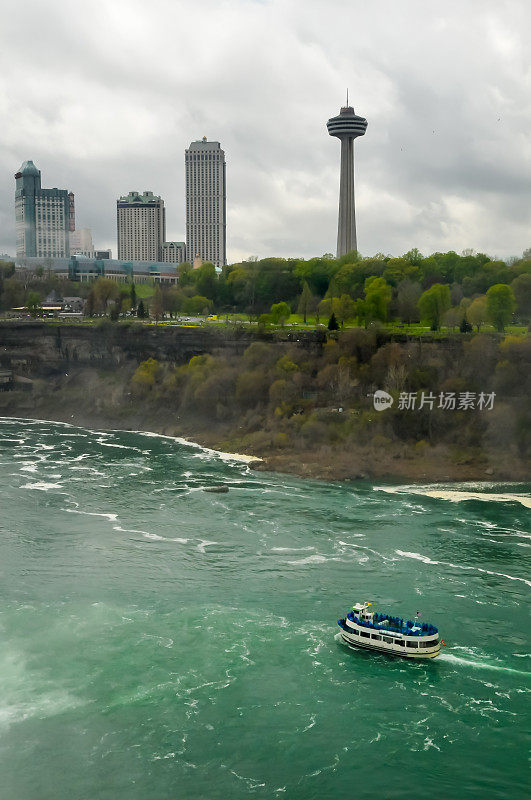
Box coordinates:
[26,291,42,317]
[1,277,25,310]
[328,312,339,330]
[467,295,488,332]
[182,295,213,315]
[294,255,339,296]
[130,283,137,311]
[442,306,461,331]
[137,300,147,319]
[364,276,392,322]
[151,285,164,322]
[397,280,422,324]
[270,301,291,325]
[92,277,120,314]
[417,283,451,330]
[511,273,531,320]
[486,284,516,332]
[297,280,313,323]
[164,286,185,317]
[333,294,357,326]
[194,262,218,301]
[382,258,420,286]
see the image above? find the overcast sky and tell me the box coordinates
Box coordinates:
[1,0,529,262]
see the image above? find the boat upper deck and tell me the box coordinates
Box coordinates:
[346,610,438,637]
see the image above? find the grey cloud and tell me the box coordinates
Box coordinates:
[0,0,529,262]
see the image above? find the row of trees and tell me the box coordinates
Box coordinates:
[1,248,530,330]
[166,249,531,329]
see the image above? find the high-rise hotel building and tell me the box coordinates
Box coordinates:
[185,137,226,267]
[117,191,165,262]
[15,160,70,259]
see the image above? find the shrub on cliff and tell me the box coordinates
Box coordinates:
[131,358,161,395]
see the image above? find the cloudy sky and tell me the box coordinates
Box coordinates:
[1,0,529,262]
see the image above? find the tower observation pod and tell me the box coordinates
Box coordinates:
[327,103,367,257]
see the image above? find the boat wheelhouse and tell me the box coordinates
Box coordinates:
[337,602,441,659]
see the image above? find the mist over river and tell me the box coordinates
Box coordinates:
[0,419,529,800]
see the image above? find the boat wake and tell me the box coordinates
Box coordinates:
[438,652,531,677]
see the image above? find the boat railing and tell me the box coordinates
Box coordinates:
[345,611,438,637]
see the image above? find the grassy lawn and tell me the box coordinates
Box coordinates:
[2,313,527,338]
[133,283,156,299]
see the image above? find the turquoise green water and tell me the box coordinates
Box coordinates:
[0,419,529,800]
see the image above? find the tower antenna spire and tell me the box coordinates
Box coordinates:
[346,88,349,107]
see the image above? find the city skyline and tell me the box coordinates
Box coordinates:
[1,0,530,263]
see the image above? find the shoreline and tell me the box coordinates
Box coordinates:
[1,408,529,485]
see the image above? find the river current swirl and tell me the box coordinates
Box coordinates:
[0,418,529,799]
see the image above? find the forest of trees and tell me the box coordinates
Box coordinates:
[127,330,531,467]
[1,246,530,331]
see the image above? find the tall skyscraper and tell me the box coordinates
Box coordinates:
[68,192,76,232]
[117,191,165,261]
[327,101,367,257]
[15,160,70,258]
[185,137,226,268]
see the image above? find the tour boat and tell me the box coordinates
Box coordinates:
[337,602,442,659]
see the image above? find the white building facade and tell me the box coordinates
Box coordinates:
[185,137,226,268]
[117,191,165,262]
[159,241,186,263]
[69,228,94,257]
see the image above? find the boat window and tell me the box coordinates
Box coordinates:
[371,634,381,640]
[382,636,393,644]
[406,641,418,648]
[360,631,370,638]
[394,639,405,645]
[420,639,437,648]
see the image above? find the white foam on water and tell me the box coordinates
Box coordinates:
[197,540,220,553]
[376,485,531,508]
[395,549,531,587]
[0,649,83,730]
[128,429,262,463]
[95,438,143,452]
[338,540,396,563]
[65,509,119,521]
[20,481,64,491]
[113,525,189,543]
[270,546,316,553]
[285,554,335,565]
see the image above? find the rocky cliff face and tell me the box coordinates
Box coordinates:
[0,321,326,377]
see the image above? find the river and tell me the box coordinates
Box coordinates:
[0,419,529,799]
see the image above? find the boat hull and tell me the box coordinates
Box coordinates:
[339,631,441,659]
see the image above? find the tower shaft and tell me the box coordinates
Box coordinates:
[337,136,357,257]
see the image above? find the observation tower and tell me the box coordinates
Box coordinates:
[327,98,367,257]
